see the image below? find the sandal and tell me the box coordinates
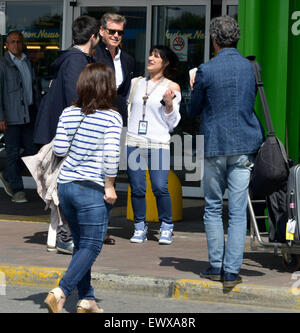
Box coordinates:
[44,287,65,313]
[77,299,104,313]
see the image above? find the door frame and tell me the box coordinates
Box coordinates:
[63,0,211,198]
[63,0,211,69]
[222,0,239,16]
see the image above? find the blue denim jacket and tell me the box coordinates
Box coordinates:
[189,48,264,158]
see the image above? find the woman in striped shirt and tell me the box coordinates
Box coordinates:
[44,63,122,313]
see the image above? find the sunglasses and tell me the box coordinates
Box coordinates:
[106,28,125,36]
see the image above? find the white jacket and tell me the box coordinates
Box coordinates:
[22,140,65,226]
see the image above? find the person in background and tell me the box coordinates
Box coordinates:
[44,63,122,313]
[94,12,135,245]
[189,16,264,288]
[33,16,100,255]
[0,30,41,203]
[126,45,181,245]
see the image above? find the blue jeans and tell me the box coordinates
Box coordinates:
[203,154,254,274]
[127,146,173,231]
[58,181,109,300]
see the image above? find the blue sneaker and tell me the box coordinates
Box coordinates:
[159,229,173,245]
[130,228,147,243]
[200,266,223,281]
[56,240,74,255]
[223,272,242,288]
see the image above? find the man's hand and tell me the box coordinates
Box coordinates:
[0,120,7,132]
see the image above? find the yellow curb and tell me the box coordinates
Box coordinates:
[0,215,50,223]
[0,265,65,288]
[173,279,300,310]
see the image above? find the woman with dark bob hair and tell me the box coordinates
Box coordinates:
[44,63,122,313]
[126,45,181,245]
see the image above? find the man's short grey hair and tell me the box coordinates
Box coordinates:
[100,13,126,29]
[209,16,240,48]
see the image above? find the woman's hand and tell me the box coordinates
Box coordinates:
[163,89,175,105]
[104,176,117,205]
[104,186,117,205]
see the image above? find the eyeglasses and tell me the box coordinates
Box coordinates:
[105,29,125,36]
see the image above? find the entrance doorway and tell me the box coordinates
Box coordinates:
[65,1,211,196]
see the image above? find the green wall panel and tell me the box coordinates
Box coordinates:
[238,0,300,161]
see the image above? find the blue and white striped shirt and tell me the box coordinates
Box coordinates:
[53,106,123,187]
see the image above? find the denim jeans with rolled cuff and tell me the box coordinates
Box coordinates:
[127,146,173,231]
[58,181,109,300]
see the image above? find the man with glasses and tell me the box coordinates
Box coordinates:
[95,13,135,127]
[94,13,135,245]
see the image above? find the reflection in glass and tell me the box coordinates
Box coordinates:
[152,5,207,186]
[227,5,238,20]
[4,1,63,95]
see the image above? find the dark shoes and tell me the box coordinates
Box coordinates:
[200,267,242,288]
[223,272,242,288]
[200,266,224,281]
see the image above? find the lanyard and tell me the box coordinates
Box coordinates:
[142,76,164,120]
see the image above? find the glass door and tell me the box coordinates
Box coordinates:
[76,4,147,77]
[222,0,238,19]
[66,0,211,197]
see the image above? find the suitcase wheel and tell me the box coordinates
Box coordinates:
[282,253,300,273]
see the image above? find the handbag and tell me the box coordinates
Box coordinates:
[247,56,289,198]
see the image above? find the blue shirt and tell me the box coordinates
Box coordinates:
[8,51,33,106]
[189,48,264,158]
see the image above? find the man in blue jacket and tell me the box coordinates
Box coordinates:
[189,16,264,288]
[33,16,100,254]
[0,31,41,203]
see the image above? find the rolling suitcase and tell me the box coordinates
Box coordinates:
[286,164,300,243]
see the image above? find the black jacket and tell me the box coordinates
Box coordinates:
[94,41,135,126]
[0,52,41,125]
[34,47,94,145]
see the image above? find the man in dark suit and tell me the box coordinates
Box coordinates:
[94,12,135,127]
[94,13,135,244]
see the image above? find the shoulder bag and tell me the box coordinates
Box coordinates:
[247,56,289,198]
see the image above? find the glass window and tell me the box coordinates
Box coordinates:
[152,5,207,187]
[4,1,63,95]
[80,6,147,76]
[227,5,238,20]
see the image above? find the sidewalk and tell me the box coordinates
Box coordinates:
[0,188,299,311]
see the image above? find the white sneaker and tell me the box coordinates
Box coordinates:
[159,229,173,245]
[130,229,147,243]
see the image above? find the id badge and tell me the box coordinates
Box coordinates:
[138,120,148,135]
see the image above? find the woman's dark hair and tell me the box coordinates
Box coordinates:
[149,45,179,80]
[75,63,116,115]
[72,15,100,45]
